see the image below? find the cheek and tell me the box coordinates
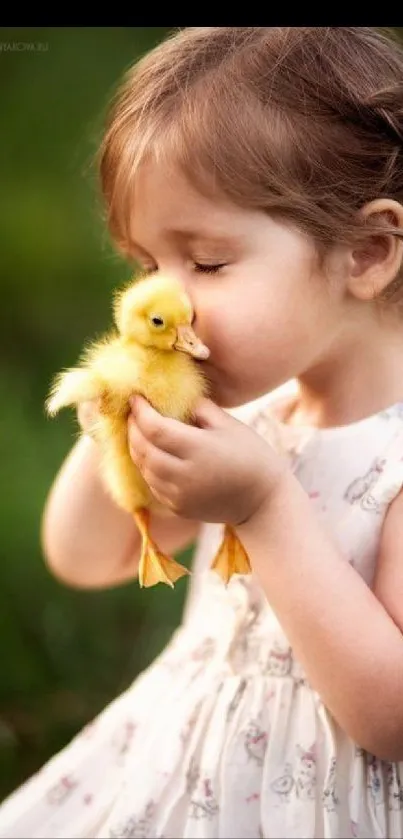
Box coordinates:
[197,274,328,372]
[203,297,261,350]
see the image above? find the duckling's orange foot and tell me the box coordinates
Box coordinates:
[133,509,190,588]
[210,524,252,585]
[139,542,189,588]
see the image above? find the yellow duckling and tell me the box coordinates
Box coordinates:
[45,273,211,588]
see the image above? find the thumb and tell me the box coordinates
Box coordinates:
[193,397,234,429]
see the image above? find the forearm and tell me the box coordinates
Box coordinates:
[41,435,200,589]
[236,472,403,759]
[41,435,141,588]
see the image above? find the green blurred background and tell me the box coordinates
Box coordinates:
[2,25,403,806]
[0,26,190,802]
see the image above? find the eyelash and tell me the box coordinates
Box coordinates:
[193,263,226,274]
[135,262,226,276]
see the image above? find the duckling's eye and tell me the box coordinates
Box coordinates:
[150,315,165,328]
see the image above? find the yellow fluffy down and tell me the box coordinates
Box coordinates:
[45,274,209,518]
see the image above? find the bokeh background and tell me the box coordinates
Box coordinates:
[0,26,186,801]
[2,25,403,806]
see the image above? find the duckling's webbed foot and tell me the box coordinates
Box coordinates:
[210,524,252,585]
[133,508,190,588]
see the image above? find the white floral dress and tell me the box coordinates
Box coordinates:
[2,381,403,839]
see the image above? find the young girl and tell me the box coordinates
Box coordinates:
[2,25,403,839]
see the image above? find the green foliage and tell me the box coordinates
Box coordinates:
[0,26,191,801]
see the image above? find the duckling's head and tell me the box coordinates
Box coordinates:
[113,274,210,359]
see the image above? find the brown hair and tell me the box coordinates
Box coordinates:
[99,26,403,298]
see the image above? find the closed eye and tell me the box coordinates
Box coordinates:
[194,263,227,274]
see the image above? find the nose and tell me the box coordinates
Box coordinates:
[162,268,199,329]
[170,272,197,324]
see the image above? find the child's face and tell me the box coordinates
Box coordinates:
[128,160,346,408]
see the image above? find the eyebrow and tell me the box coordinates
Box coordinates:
[129,229,244,254]
[168,227,244,246]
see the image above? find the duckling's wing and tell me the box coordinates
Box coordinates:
[81,338,144,399]
[46,334,143,417]
[45,367,104,416]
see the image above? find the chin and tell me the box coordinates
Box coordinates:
[206,378,250,410]
[216,382,284,411]
[199,363,276,410]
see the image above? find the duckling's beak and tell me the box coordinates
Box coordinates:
[174,325,210,360]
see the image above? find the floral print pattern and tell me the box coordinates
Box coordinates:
[2,390,403,837]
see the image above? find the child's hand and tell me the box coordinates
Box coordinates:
[128,395,289,525]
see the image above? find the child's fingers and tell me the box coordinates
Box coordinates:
[129,395,195,457]
[128,415,185,481]
[142,473,182,512]
[192,397,230,429]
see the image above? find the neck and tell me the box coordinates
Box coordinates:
[289,308,403,429]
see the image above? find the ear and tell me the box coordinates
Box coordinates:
[347,199,403,302]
